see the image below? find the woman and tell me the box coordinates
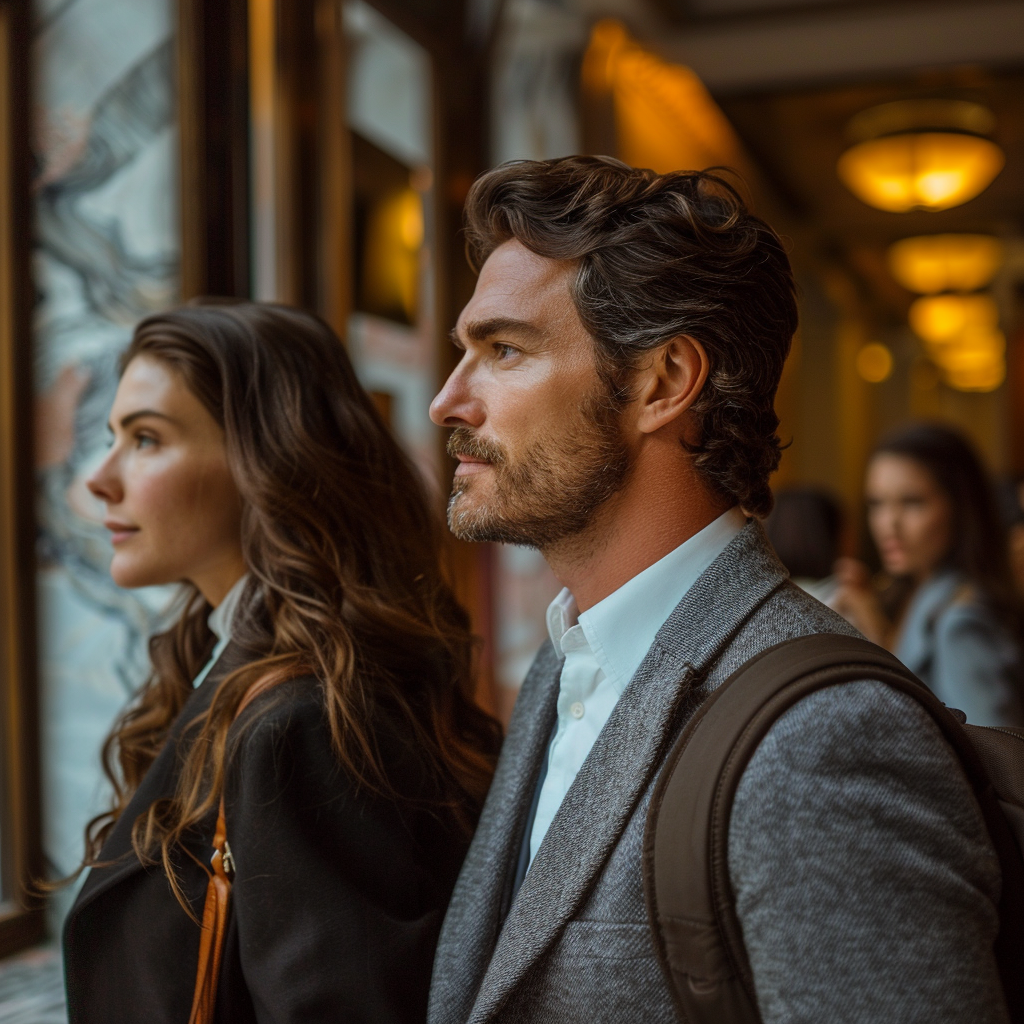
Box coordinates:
[63,301,501,1023]
[834,421,1024,727]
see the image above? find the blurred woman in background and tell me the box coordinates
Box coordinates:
[63,302,501,1023]
[834,421,1024,727]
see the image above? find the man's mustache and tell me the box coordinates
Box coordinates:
[447,427,507,466]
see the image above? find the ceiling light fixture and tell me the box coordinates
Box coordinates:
[907,293,1005,392]
[888,234,1003,294]
[837,100,1004,213]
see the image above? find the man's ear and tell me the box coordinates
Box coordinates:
[635,335,709,436]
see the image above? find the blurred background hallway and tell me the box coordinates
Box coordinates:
[1,0,1024,1013]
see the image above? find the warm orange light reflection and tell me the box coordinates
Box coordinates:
[855,343,893,383]
[908,294,1005,392]
[941,328,1006,391]
[582,20,744,176]
[363,189,423,323]
[838,132,1004,213]
[909,294,999,344]
[888,234,1003,294]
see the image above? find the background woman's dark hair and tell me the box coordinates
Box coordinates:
[765,487,843,580]
[463,155,798,518]
[872,421,1019,630]
[80,301,501,907]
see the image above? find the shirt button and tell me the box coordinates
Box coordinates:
[570,701,585,719]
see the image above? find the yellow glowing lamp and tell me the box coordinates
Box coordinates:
[837,100,1004,213]
[855,343,893,383]
[945,360,1005,392]
[938,328,1006,392]
[908,293,999,345]
[888,234,1003,294]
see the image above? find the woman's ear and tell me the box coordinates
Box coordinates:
[634,335,709,436]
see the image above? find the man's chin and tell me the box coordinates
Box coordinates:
[447,491,492,542]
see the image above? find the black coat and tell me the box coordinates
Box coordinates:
[63,642,473,1024]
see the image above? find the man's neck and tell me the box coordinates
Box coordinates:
[543,450,732,613]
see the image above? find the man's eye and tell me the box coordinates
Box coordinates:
[493,343,518,361]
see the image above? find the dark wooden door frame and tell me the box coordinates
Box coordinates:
[178,0,253,300]
[0,0,45,957]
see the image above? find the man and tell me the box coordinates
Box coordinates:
[427,156,1006,1024]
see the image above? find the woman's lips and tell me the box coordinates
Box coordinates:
[879,544,906,565]
[105,521,139,545]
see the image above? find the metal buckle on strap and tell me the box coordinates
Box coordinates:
[212,841,236,879]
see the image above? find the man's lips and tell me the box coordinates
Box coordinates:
[454,454,492,477]
[104,520,140,544]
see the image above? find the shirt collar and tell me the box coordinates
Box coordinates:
[207,573,249,644]
[545,507,746,694]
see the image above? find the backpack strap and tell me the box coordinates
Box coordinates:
[642,632,1024,1024]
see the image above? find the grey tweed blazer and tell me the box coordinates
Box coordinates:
[429,521,1007,1024]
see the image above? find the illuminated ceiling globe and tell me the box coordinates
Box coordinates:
[908,293,999,346]
[837,100,1004,213]
[888,234,1003,294]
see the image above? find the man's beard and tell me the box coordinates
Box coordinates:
[445,392,631,549]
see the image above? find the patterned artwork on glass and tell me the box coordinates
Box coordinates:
[31,0,179,926]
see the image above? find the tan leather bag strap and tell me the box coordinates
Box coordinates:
[188,675,279,1024]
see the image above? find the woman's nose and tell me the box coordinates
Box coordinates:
[86,450,123,505]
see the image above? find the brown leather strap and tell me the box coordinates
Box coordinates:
[188,674,281,1024]
[188,797,232,1024]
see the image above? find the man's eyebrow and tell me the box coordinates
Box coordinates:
[452,317,544,345]
[108,409,178,432]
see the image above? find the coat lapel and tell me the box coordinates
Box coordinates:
[466,521,788,1023]
[428,641,562,1024]
[72,640,251,913]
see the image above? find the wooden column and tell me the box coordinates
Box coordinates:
[178,0,252,299]
[0,0,44,956]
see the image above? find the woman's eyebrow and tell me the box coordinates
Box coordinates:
[111,409,179,431]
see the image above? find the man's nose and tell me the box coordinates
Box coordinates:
[430,367,484,429]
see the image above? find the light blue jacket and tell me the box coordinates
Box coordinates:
[895,569,1024,727]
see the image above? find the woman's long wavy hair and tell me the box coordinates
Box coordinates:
[78,301,501,908]
[871,421,1021,634]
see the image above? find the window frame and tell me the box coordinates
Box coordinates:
[0,0,45,958]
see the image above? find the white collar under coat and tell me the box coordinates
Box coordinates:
[545,506,747,695]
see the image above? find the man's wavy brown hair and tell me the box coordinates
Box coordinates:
[463,156,798,518]
[78,301,501,909]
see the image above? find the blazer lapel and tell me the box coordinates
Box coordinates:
[73,640,251,912]
[467,520,788,1023]
[429,641,562,1024]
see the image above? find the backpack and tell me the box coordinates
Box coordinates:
[642,633,1024,1024]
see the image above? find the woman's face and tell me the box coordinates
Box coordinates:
[87,355,245,604]
[865,453,953,581]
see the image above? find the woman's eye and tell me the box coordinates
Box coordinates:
[135,434,157,449]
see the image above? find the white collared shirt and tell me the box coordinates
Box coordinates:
[192,574,249,689]
[528,507,746,866]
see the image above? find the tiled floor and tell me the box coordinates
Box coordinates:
[0,947,66,1024]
